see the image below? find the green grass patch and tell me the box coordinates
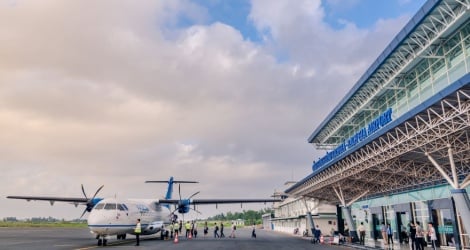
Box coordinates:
[0,221,88,228]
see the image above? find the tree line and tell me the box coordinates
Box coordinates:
[206,208,273,224]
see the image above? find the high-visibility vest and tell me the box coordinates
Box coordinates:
[135,222,142,234]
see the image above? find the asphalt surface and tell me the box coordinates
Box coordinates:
[0,227,354,250]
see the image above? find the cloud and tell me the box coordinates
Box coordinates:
[1,0,415,219]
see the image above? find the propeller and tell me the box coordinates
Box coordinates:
[80,184,104,219]
[173,184,202,214]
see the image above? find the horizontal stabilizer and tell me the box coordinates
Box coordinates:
[145,180,198,183]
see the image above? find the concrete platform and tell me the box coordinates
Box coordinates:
[0,227,353,250]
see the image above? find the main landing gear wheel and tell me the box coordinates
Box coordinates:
[97,237,107,246]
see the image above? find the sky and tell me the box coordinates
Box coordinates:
[0,0,426,220]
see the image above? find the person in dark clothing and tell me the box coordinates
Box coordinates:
[387,223,394,245]
[214,223,220,238]
[220,222,225,237]
[409,222,416,250]
[313,225,322,244]
[252,224,257,238]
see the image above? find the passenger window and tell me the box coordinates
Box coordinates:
[94,203,105,210]
[104,203,116,210]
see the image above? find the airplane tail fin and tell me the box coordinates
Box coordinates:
[145,177,198,208]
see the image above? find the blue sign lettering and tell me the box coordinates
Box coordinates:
[312,108,392,172]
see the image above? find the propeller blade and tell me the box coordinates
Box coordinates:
[80,209,87,219]
[92,185,104,199]
[178,184,182,201]
[81,184,88,200]
[188,191,200,200]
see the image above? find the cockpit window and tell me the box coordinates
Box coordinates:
[104,203,116,210]
[94,203,105,210]
[117,204,127,211]
[122,204,129,211]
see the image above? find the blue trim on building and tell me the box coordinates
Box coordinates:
[308,0,441,143]
[288,73,470,193]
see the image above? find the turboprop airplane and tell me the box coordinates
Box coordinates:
[7,177,281,246]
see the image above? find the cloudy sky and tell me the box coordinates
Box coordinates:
[1,0,426,220]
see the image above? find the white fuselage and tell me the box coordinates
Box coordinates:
[87,198,171,237]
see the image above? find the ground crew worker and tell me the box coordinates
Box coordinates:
[185,221,191,238]
[135,219,142,246]
[170,223,174,239]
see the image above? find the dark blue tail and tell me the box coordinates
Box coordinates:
[145,177,198,209]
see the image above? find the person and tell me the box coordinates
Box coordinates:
[193,222,198,238]
[204,221,209,238]
[400,224,408,244]
[409,222,417,250]
[169,222,174,239]
[428,222,437,250]
[174,221,179,238]
[358,222,366,245]
[314,225,322,244]
[251,224,257,238]
[415,221,424,250]
[134,219,142,246]
[220,222,225,237]
[230,222,236,238]
[179,220,183,234]
[387,223,394,245]
[381,222,388,245]
[185,221,191,238]
[214,222,220,238]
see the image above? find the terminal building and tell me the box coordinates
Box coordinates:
[283,0,470,249]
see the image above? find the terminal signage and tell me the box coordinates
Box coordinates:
[312,108,392,172]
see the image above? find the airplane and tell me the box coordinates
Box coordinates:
[7,177,282,246]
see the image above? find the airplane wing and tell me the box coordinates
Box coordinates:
[7,185,104,218]
[157,198,282,205]
[7,196,89,205]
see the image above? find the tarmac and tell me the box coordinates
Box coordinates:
[0,226,357,250]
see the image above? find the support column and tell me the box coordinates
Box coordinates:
[342,206,359,242]
[302,198,317,236]
[306,211,315,235]
[426,146,470,236]
[333,187,368,243]
[451,189,470,237]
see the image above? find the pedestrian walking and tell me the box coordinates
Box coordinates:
[204,221,209,238]
[381,222,388,245]
[220,222,225,237]
[314,225,322,244]
[229,222,236,238]
[387,223,394,245]
[214,223,220,238]
[251,224,257,238]
[415,221,424,250]
[358,222,366,245]
[428,222,437,250]
[409,222,417,250]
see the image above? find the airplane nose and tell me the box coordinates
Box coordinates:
[87,210,107,231]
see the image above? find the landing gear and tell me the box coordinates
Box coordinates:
[117,234,127,240]
[97,236,107,246]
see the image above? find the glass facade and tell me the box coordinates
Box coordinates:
[351,185,470,249]
[333,21,470,144]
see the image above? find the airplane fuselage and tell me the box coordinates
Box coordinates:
[87,198,171,237]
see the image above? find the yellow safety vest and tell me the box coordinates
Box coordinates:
[135,222,142,234]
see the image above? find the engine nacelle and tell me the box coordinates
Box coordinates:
[143,221,164,234]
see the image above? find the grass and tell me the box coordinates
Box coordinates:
[0,221,88,228]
